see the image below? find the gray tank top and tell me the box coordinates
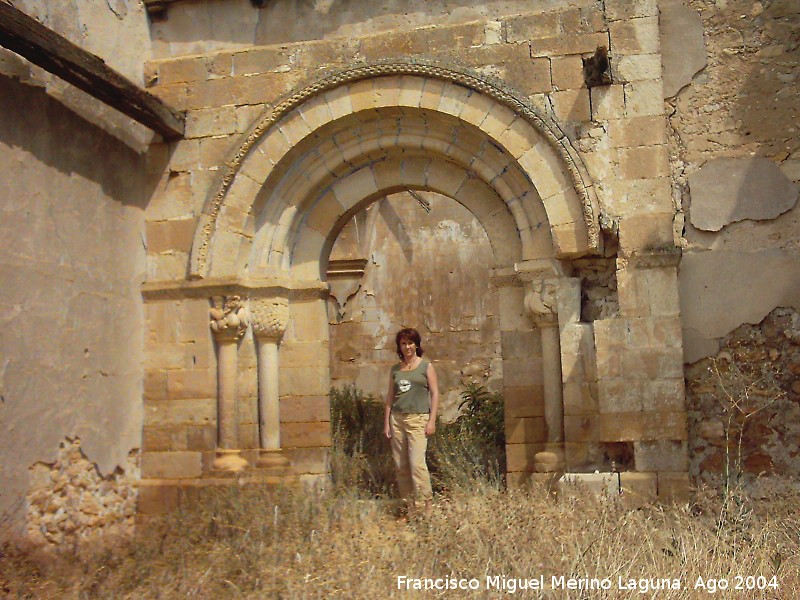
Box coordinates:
[391,358,431,414]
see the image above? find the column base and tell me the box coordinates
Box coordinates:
[255,449,291,473]
[212,449,249,472]
[534,444,564,473]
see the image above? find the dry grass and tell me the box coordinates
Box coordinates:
[2,476,799,599]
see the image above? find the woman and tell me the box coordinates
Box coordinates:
[384,328,439,517]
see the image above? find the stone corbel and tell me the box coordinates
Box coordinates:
[524,278,559,329]
[250,297,291,471]
[210,295,249,472]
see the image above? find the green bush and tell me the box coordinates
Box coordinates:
[428,383,506,492]
[330,382,506,497]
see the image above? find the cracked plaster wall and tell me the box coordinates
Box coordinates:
[665,0,800,363]
[0,71,147,539]
[665,0,800,487]
[328,192,501,420]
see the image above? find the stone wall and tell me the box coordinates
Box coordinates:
[328,192,501,419]
[0,74,147,539]
[0,2,151,541]
[687,308,800,493]
[148,0,600,57]
[666,0,800,362]
[664,0,800,488]
[26,439,139,546]
[142,0,684,497]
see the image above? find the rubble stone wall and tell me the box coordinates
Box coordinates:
[26,439,139,546]
[687,308,800,492]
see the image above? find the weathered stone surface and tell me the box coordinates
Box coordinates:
[657,472,690,503]
[688,157,798,232]
[634,440,688,472]
[619,471,657,504]
[141,451,202,479]
[659,3,707,98]
[560,472,620,496]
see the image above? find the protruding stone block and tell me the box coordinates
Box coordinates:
[560,472,620,496]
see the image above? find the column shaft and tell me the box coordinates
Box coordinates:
[257,338,281,450]
[216,339,239,449]
[540,325,564,444]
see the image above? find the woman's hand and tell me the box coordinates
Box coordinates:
[384,420,392,439]
[425,418,436,436]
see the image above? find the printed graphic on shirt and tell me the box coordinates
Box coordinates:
[398,379,411,393]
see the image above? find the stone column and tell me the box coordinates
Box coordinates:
[210,296,249,472]
[524,278,564,472]
[250,297,291,470]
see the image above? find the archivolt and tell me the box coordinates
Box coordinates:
[190,62,600,279]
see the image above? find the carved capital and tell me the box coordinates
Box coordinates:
[250,298,289,340]
[524,279,558,327]
[209,295,249,341]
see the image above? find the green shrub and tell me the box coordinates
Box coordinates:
[428,383,506,492]
[330,382,506,497]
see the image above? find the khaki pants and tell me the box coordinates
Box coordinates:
[390,412,433,504]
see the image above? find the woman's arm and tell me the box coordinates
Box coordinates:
[425,362,439,436]
[384,370,394,439]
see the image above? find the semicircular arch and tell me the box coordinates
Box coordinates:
[190,64,600,280]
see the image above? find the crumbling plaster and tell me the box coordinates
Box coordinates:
[0,42,148,538]
[659,0,706,98]
[667,0,800,362]
[688,157,797,232]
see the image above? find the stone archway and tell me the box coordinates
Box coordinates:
[189,64,601,485]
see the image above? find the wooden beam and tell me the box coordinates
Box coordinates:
[0,2,184,139]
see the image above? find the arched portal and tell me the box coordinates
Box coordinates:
[190,64,601,484]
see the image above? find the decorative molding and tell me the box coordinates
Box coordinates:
[619,249,682,270]
[326,258,368,279]
[190,61,600,278]
[141,276,328,302]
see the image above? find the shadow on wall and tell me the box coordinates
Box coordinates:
[0,73,162,208]
[378,197,414,264]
